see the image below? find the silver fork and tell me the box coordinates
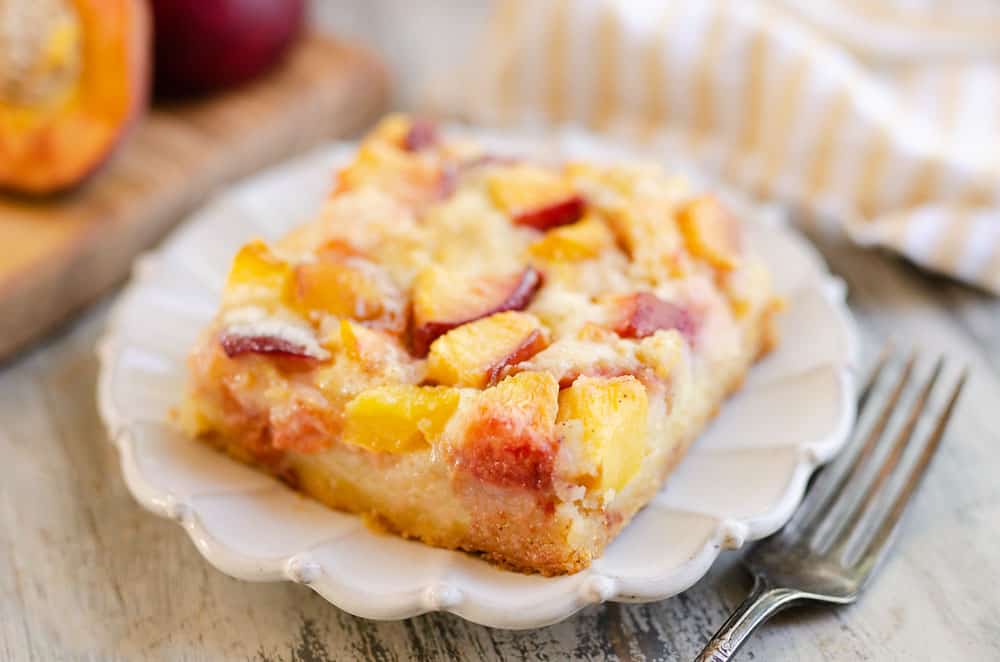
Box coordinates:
[695,350,967,661]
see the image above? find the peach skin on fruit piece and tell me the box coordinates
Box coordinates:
[342,384,460,453]
[425,311,549,389]
[677,196,743,271]
[557,375,649,494]
[487,165,585,230]
[457,371,560,491]
[411,265,543,356]
[220,332,315,360]
[608,292,697,342]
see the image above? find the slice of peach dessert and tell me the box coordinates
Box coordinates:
[182,115,780,575]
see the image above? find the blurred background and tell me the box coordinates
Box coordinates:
[313,0,490,107]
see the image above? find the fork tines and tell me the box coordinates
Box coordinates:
[785,348,967,573]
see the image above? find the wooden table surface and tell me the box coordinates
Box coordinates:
[2,226,998,661]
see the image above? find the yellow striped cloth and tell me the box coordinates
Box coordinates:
[428,0,1000,293]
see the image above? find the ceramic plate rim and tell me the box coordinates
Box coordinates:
[97,127,858,629]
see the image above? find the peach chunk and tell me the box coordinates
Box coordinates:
[292,260,384,321]
[342,385,460,453]
[487,165,585,229]
[425,312,549,388]
[603,204,688,280]
[458,371,560,491]
[411,265,543,356]
[557,375,649,493]
[334,116,446,204]
[223,240,292,307]
[677,196,742,270]
[330,320,417,377]
[335,319,370,363]
[528,214,615,261]
[610,292,697,341]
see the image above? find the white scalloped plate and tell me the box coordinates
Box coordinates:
[98,128,858,629]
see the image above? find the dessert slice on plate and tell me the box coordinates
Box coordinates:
[181,115,782,575]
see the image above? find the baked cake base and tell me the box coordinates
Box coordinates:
[195,306,776,575]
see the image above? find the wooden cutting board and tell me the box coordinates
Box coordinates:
[0,33,389,362]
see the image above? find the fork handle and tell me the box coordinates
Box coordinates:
[694,575,804,662]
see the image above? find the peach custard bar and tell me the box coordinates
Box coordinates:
[181,115,781,575]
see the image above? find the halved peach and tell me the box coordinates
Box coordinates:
[557,375,649,493]
[0,0,150,194]
[411,265,543,356]
[677,196,742,270]
[425,311,548,388]
[342,384,460,453]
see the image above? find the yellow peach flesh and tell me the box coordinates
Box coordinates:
[342,385,460,453]
[557,375,649,493]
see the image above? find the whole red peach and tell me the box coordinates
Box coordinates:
[150,0,305,98]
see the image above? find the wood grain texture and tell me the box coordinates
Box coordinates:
[1,230,998,661]
[0,33,389,362]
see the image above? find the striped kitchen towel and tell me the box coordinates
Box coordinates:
[429,0,1000,293]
